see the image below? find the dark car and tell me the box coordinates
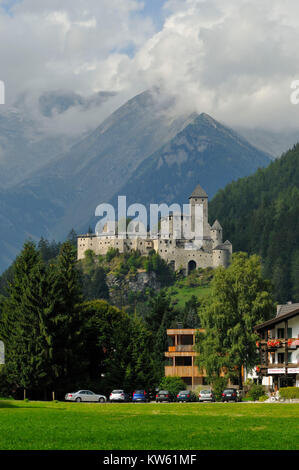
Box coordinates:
[156,390,172,403]
[132,390,148,402]
[221,388,239,402]
[176,390,197,402]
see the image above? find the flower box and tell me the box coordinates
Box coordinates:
[267,339,282,348]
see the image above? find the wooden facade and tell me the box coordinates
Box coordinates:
[164,328,206,389]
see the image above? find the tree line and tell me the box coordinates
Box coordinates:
[0,235,276,399]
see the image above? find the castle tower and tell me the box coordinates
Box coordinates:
[211,219,223,248]
[188,184,210,242]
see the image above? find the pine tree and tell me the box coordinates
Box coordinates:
[0,241,50,397]
[44,241,84,394]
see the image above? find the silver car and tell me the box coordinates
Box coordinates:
[65,390,107,403]
[198,389,215,402]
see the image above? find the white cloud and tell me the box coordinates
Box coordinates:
[1,0,299,134]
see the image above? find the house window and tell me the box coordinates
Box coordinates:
[277,328,292,339]
[278,352,292,363]
[175,356,192,366]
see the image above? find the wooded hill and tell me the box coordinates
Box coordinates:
[209,143,299,303]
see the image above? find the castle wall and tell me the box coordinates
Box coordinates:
[77,235,154,260]
[213,248,231,268]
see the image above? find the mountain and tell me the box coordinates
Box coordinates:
[208,143,299,303]
[109,113,271,209]
[236,127,299,159]
[0,108,75,188]
[19,89,198,239]
[0,90,118,189]
[0,90,272,273]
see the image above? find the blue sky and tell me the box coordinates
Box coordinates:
[141,0,167,29]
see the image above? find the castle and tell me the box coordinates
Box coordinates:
[77,184,232,274]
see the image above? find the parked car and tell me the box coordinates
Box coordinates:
[198,389,215,402]
[221,388,239,402]
[156,390,172,402]
[109,390,130,402]
[65,390,106,403]
[132,390,149,402]
[176,390,197,402]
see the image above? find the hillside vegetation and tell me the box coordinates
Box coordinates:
[209,143,299,302]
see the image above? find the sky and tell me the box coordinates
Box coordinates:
[1,0,299,134]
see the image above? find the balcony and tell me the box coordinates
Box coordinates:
[168,345,194,353]
[164,365,203,378]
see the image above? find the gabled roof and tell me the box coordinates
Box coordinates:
[189,184,208,199]
[211,220,222,230]
[254,303,299,331]
[276,303,299,317]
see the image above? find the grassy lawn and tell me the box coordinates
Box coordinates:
[0,400,298,450]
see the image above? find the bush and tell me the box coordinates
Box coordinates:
[106,248,119,262]
[209,377,227,402]
[159,376,186,398]
[258,395,268,402]
[279,387,299,400]
[247,384,265,401]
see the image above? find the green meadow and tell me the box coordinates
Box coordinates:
[0,400,298,450]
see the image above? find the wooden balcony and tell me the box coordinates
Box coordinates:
[168,345,194,353]
[164,365,204,378]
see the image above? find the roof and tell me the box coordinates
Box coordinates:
[254,303,299,331]
[276,302,299,317]
[189,184,208,199]
[213,243,231,251]
[211,220,222,230]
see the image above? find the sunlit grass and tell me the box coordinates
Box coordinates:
[0,400,298,450]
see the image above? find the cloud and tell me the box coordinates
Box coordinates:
[1,0,299,134]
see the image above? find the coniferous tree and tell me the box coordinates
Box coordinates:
[0,242,50,397]
[45,241,84,394]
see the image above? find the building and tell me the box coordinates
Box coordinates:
[164,328,206,389]
[254,302,299,390]
[77,183,232,273]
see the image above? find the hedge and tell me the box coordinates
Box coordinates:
[279,387,299,399]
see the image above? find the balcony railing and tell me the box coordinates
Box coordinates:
[164,365,203,377]
[168,345,194,353]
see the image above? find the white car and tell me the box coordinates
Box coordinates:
[65,390,107,403]
[109,390,130,402]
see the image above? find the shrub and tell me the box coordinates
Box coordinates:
[210,377,227,401]
[159,376,186,398]
[247,384,265,401]
[106,248,119,262]
[279,387,299,400]
[258,395,268,402]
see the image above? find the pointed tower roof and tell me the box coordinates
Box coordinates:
[189,184,208,199]
[211,219,222,230]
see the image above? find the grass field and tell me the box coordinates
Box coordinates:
[0,400,298,450]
